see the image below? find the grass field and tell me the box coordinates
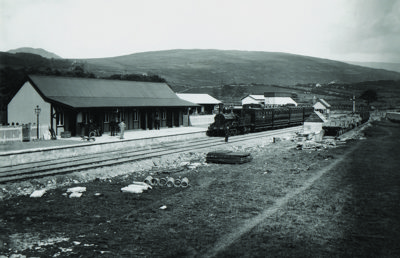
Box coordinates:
[1,120,399,257]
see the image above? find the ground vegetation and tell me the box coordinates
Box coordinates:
[1,120,399,257]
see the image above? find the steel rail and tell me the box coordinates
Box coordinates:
[0,126,301,183]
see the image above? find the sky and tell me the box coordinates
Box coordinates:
[0,0,399,62]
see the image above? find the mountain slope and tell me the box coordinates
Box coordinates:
[7,47,62,59]
[2,49,400,111]
[83,49,400,87]
[346,61,400,73]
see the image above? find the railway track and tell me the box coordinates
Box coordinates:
[0,126,301,183]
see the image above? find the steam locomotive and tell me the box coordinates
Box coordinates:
[206,104,314,136]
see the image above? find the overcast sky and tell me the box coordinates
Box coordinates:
[1,0,399,62]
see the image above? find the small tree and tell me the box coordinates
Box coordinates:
[359,89,378,105]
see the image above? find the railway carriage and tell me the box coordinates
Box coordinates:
[272,108,290,128]
[206,104,313,136]
[289,107,306,125]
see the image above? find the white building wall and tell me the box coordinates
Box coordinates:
[7,82,51,127]
[265,97,297,107]
[303,122,323,133]
[189,114,215,126]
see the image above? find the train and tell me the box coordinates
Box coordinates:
[206,104,314,136]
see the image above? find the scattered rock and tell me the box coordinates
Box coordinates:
[121,184,151,194]
[69,192,83,198]
[29,189,46,198]
[67,187,86,193]
[67,186,86,198]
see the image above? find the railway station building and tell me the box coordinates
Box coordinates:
[7,75,196,137]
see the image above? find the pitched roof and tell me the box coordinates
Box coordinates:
[241,94,265,101]
[305,111,328,123]
[176,93,221,104]
[317,99,331,108]
[28,75,196,108]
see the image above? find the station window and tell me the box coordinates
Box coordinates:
[133,111,138,121]
[162,111,166,120]
[104,112,110,123]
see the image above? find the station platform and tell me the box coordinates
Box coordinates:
[0,126,208,166]
[61,126,208,144]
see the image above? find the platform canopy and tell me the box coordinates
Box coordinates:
[28,75,196,108]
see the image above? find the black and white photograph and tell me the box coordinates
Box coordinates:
[1,0,400,257]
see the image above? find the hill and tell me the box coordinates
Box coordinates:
[83,49,400,87]
[7,47,62,59]
[1,49,400,113]
[0,52,71,70]
[345,61,400,73]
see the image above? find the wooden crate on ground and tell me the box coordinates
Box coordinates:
[206,150,253,164]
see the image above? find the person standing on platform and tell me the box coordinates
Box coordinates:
[110,120,116,136]
[224,125,230,143]
[118,120,126,139]
[155,113,160,130]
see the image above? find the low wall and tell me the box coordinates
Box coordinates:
[189,115,215,126]
[0,125,50,143]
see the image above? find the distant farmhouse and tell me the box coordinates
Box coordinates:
[242,92,297,107]
[313,98,331,116]
[241,95,265,106]
[176,93,221,114]
[7,75,196,137]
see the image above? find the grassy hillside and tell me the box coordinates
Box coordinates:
[7,47,63,59]
[346,61,400,73]
[82,49,400,108]
[0,52,71,70]
[1,49,400,112]
[83,49,400,87]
